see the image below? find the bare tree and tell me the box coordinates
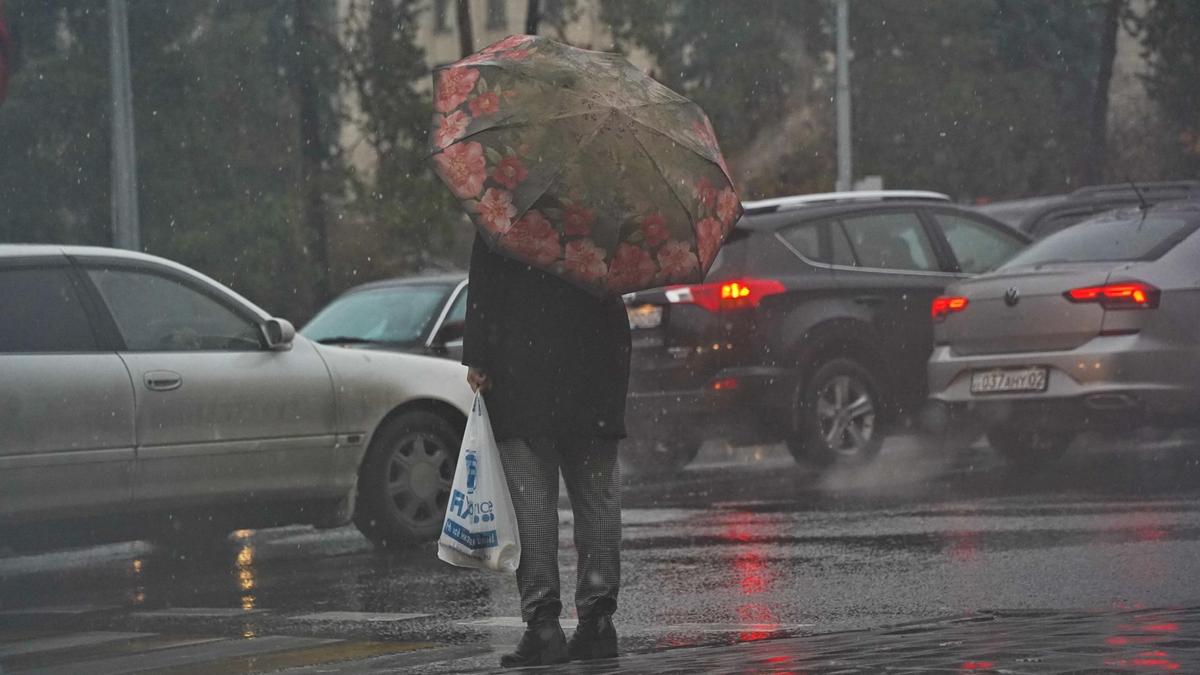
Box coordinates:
[525,0,540,34]
[1084,0,1124,184]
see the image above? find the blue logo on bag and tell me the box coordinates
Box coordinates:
[464,451,478,495]
[450,488,495,525]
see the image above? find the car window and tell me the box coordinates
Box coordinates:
[445,285,468,323]
[829,223,857,266]
[931,212,1025,274]
[0,267,97,353]
[1002,211,1199,268]
[1031,208,1110,238]
[837,212,938,272]
[301,284,452,345]
[87,267,262,351]
[779,223,822,261]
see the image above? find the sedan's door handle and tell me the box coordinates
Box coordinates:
[854,295,885,306]
[144,371,183,391]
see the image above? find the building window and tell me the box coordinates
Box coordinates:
[434,0,450,33]
[486,0,507,30]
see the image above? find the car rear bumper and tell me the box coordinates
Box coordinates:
[625,366,793,444]
[926,333,1200,431]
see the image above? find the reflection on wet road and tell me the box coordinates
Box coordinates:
[3,435,1200,672]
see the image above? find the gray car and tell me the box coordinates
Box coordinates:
[0,245,473,551]
[926,200,1200,466]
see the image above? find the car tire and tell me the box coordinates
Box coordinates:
[354,410,459,548]
[620,438,700,478]
[787,357,885,467]
[986,426,1072,469]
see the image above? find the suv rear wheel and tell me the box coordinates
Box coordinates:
[788,358,885,467]
[354,410,458,547]
[987,426,1072,469]
[620,438,700,478]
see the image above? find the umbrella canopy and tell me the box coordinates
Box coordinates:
[429,35,743,297]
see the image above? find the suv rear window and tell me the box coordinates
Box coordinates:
[1001,211,1199,268]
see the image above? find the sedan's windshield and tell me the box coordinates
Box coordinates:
[301,284,452,346]
[1000,210,1198,269]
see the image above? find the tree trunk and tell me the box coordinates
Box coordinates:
[1084,0,1123,184]
[455,0,474,57]
[525,0,540,35]
[294,0,331,302]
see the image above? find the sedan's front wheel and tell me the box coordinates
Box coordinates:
[354,411,459,547]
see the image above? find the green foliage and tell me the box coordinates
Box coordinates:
[1133,0,1200,176]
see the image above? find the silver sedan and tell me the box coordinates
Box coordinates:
[926,200,1200,466]
[0,245,472,550]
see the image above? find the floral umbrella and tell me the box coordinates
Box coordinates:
[428,35,743,297]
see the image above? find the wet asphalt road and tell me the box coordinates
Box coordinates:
[3,433,1200,672]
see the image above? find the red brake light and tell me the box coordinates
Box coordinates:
[931,295,968,321]
[1065,281,1160,309]
[666,278,785,312]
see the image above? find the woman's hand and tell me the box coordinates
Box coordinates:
[467,367,490,393]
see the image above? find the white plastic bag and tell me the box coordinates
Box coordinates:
[437,393,521,572]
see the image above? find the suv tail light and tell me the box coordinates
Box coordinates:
[665,278,786,312]
[931,295,968,321]
[1065,281,1160,310]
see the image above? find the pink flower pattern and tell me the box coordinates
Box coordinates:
[606,243,656,292]
[468,92,500,117]
[563,203,594,236]
[433,141,487,199]
[491,156,528,190]
[474,188,517,234]
[433,111,470,150]
[564,239,608,284]
[505,210,561,267]
[435,67,480,113]
[640,213,670,248]
[717,188,740,226]
[696,217,724,268]
[656,240,699,281]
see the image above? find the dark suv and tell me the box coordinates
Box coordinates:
[621,191,1029,475]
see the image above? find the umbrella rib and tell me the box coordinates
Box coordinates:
[629,128,698,239]
[497,107,616,238]
[443,107,614,152]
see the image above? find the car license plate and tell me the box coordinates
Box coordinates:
[627,304,663,330]
[970,367,1048,394]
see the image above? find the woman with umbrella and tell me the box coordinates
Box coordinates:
[431,35,742,667]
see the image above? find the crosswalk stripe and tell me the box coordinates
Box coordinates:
[153,640,441,675]
[290,611,431,623]
[0,632,152,658]
[23,635,337,675]
[2,635,224,672]
[132,607,266,618]
[0,605,119,618]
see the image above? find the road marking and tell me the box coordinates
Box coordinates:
[26,635,337,675]
[0,605,120,617]
[2,634,225,672]
[291,611,432,623]
[458,616,579,629]
[132,607,266,618]
[0,632,152,658]
[158,640,441,675]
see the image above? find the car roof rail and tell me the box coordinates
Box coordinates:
[1069,180,1200,200]
[742,190,951,215]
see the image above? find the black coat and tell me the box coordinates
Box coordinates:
[462,234,631,441]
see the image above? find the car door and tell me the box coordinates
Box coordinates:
[828,209,954,413]
[924,209,1027,275]
[77,260,338,507]
[0,257,136,523]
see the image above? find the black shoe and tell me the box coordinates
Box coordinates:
[500,618,569,668]
[567,614,618,661]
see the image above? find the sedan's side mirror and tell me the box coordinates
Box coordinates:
[431,320,465,350]
[263,318,295,351]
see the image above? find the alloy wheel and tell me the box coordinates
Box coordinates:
[815,374,877,457]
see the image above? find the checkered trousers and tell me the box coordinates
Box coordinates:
[496,437,621,623]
